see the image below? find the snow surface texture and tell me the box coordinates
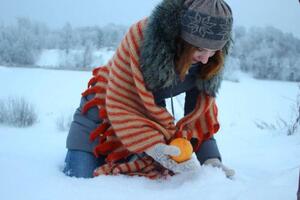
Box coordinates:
[0,66,299,200]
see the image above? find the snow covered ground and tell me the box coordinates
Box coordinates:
[0,66,299,200]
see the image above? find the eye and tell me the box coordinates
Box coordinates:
[198,48,214,53]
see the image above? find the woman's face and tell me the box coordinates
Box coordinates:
[192,48,216,64]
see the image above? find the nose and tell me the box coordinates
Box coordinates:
[199,55,210,64]
[195,52,210,64]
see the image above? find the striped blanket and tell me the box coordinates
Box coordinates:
[81,19,220,179]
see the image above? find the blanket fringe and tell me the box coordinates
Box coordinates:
[81,98,105,114]
[94,141,123,155]
[89,122,110,142]
[82,86,106,97]
[106,150,131,162]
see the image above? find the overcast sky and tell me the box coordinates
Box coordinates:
[0,0,300,38]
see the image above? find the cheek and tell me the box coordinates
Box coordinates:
[192,53,197,60]
[193,52,208,60]
[192,52,202,59]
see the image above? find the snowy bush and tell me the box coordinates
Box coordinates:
[56,113,72,132]
[0,97,37,127]
[288,84,300,135]
[58,47,98,69]
[255,84,300,135]
[254,118,288,131]
[73,42,97,69]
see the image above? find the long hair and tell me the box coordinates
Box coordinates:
[174,37,225,80]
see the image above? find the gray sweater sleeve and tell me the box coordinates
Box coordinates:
[66,94,102,153]
[193,137,222,164]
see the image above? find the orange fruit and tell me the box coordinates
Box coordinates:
[169,138,193,163]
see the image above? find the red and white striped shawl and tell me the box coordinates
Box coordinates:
[81,19,220,179]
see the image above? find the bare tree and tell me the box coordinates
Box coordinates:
[60,23,73,55]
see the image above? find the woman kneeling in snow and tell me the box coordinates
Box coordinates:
[63,0,235,179]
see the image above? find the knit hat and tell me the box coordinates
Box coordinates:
[180,0,233,50]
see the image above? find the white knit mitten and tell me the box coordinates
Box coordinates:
[203,158,235,178]
[145,143,199,173]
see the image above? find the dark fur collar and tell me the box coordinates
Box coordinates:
[139,0,230,97]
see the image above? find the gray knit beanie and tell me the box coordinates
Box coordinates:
[181,0,233,50]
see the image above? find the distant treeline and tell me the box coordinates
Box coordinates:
[0,17,127,66]
[1,17,300,81]
[229,26,300,82]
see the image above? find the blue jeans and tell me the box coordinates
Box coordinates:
[63,150,106,178]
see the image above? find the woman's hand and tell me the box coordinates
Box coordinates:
[203,158,235,178]
[145,143,200,173]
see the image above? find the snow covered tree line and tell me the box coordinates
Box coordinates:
[229,26,300,82]
[0,18,300,81]
[0,18,127,68]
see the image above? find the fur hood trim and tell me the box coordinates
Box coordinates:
[140,0,231,97]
